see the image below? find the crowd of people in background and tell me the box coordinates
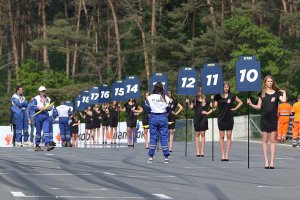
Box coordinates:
[9,75,300,168]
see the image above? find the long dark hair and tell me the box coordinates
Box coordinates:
[153,82,166,102]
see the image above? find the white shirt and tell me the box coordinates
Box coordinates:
[146,94,170,113]
[34,95,51,109]
[56,104,71,118]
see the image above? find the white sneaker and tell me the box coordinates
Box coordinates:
[148,157,153,163]
[23,141,31,147]
[40,142,45,147]
[15,142,23,147]
[164,157,169,164]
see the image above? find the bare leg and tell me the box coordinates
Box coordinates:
[219,131,225,160]
[71,133,75,145]
[200,131,206,156]
[97,128,100,143]
[113,127,117,143]
[131,127,136,145]
[105,126,108,143]
[84,129,88,144]
[102,126,105,144]
[262,132,269,167]
[195,132,200,155]
[144,128,149,148]
[127,127,131,145]
[225,130,232,160]
[269,131,276,167]
[169,129,174,151]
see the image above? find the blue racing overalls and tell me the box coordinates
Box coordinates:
[11,94,29,143]
[146,94,170,158]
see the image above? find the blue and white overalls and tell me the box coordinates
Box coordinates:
[56,104,72,144]
[32,95,52,146]
[11,94,29,143]
[146,94,170,158]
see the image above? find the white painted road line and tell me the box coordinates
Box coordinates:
[152,194,173,199]
[36,173,73,176]
[10,192,26,197]
[103,172,116,176]
[51,188,108,191]
[127,175,175,178]
[258,185,300,189]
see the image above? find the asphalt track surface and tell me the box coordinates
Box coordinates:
[0,141,300,200]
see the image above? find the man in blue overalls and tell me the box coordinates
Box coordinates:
[11,85,29,147]
[146,82,171,163]
[32,86,53,151]
[56,101,73,147]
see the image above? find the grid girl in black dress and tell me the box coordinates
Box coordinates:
[167,91,183,152]
[186,89,215,157]
[109,101,119,144]
[248,75,286,169]
[214,81,243,161]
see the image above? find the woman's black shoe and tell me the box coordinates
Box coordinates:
[265,166,269,169]
[196,155,200,157]
[269,166,275,169]
[200,155,204,157]
[221,159,226,161]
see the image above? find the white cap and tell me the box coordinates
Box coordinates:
[39,86,47,92]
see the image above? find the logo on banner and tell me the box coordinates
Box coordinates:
[5,134,12,145]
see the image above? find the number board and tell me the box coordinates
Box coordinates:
[89,86,100,104]
[201,63,223,94]
[65,100,74,112]
[149,73,168,94]
[98,84,111,103]
[112,81,126,101]
[124,76,140,99]
[75,95,84,111]
[236,56,261,92]
[178,67,198,96]
[80,90,91,110]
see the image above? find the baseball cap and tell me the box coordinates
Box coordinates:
[39,86,47,92]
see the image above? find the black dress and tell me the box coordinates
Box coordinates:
[70,118,79,134]
[100,107,110,126]
[85,114,94,130]
[168,99,178,129]
[193,99,210,132]
[259,91,282,132]
[214,93,237,131]
[109,106,119,128]
[141,101,149,129]
[92,109,101,128]
[124,102,138,128]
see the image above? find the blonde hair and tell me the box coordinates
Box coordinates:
[261,75,280,98]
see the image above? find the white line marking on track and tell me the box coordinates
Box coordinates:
[36,173,73,176]
[276,157,294,160]
[45,153,54,155]
[128,175,175,178]
[258,185,300,189]
[16,161,52,163]
[0,173,8,175]
[103,172,116,176]
[51,188,108,191]
[10,192,26,197]
[152,194,173,199]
